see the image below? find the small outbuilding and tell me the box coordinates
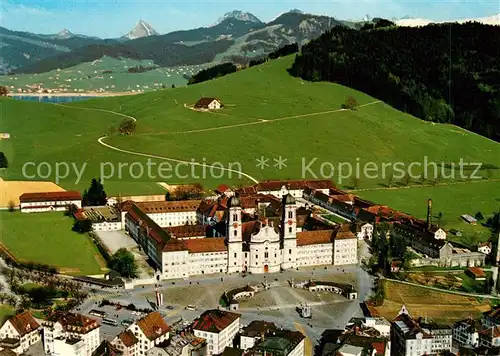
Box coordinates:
[194,97,222,110]
[466,267,486,281]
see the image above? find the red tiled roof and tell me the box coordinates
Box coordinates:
[215,184,230,193]
[183,238,226,253]
[46,312,99,334]
[296,230,334,246]
[255,179,334,192]
[136,312,170,341]
[371,341,386,356]
[135,200,201,214]
[192,310,240,333]
[467,267,486,278]
[126,204,172,250]
[118,330,139,347]
[6,311,39,337]
[164,225,206,238]
[19,191,81,203]
[335,230,356,240]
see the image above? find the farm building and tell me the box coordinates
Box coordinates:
[19,191,82,213]
[194,97,222,110]
[461,214,478,225]
[74,205,121,231]
[466,267,486,281]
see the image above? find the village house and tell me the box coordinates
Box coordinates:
[391,306,452,356]
[192,309,240,356]
[239,321,277,350]
[126,312,170,354]
[111,330,139,355]
[194,98,222,110]
[478,242,492,255]
[19,191,82,213]
[42,312,101,356]
[483,306,500,328]
[92,340,122,356]
[0,311,41,354]
[453,318,482,349]
[357,223,374,241]
[251,329,305,356]
[479,326,500,349]
[146,332,206,356]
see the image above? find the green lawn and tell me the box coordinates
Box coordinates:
[358,181,500,247]
[0,305,14,324]
[2,55,499,196]
[0,212,105,275]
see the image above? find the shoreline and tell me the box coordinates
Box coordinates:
[7,91,141,97]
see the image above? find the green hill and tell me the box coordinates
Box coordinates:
[1,55,499,198]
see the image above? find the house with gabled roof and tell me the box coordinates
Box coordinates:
[111,329,138,356]
[194,98,222,110]
[0,311,41,354]
[127,312,170,353]
[192,309,240,356]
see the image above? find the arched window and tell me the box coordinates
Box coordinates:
[233,214,238,222]
[288,211,293,219]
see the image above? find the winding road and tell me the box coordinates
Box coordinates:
[56,100,382,185]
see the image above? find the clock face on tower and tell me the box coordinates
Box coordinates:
[233,223,239,228]
[288,220,293,225]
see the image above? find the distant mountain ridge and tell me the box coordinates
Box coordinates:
[3,9,498,75]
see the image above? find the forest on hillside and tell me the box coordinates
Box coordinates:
[14,40,234,74]
[289,23,500,141]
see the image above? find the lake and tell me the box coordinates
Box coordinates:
[11,95,98,103]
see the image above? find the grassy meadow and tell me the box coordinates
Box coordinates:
[0,56,209,93]
[0,212,105,275]
[1,55,499,201]
[358,181,500,247]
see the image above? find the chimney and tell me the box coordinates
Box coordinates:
[426,199,432,231]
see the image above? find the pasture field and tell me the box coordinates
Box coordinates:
[0,211,105,275]
[374,280,491,323]
[358,181,500,247]
[0,56,209,93]
[0,179,65,208]
[2,55,499,201]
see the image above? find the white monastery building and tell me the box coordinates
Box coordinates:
[19,191,82,213]
[124,190,359,279]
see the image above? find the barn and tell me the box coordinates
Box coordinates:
[194,97,222,110]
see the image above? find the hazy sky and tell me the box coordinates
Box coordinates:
[1,0,498,38]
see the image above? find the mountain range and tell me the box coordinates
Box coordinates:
[1,10,498,74]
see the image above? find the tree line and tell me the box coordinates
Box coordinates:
[188,63,238,85]
[289,22,500,141]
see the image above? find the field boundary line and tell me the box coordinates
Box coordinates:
[137,100,382,136]
[53,102,259,183]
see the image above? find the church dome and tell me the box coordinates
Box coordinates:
[228,195,241,207]
[284,194,296,205]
